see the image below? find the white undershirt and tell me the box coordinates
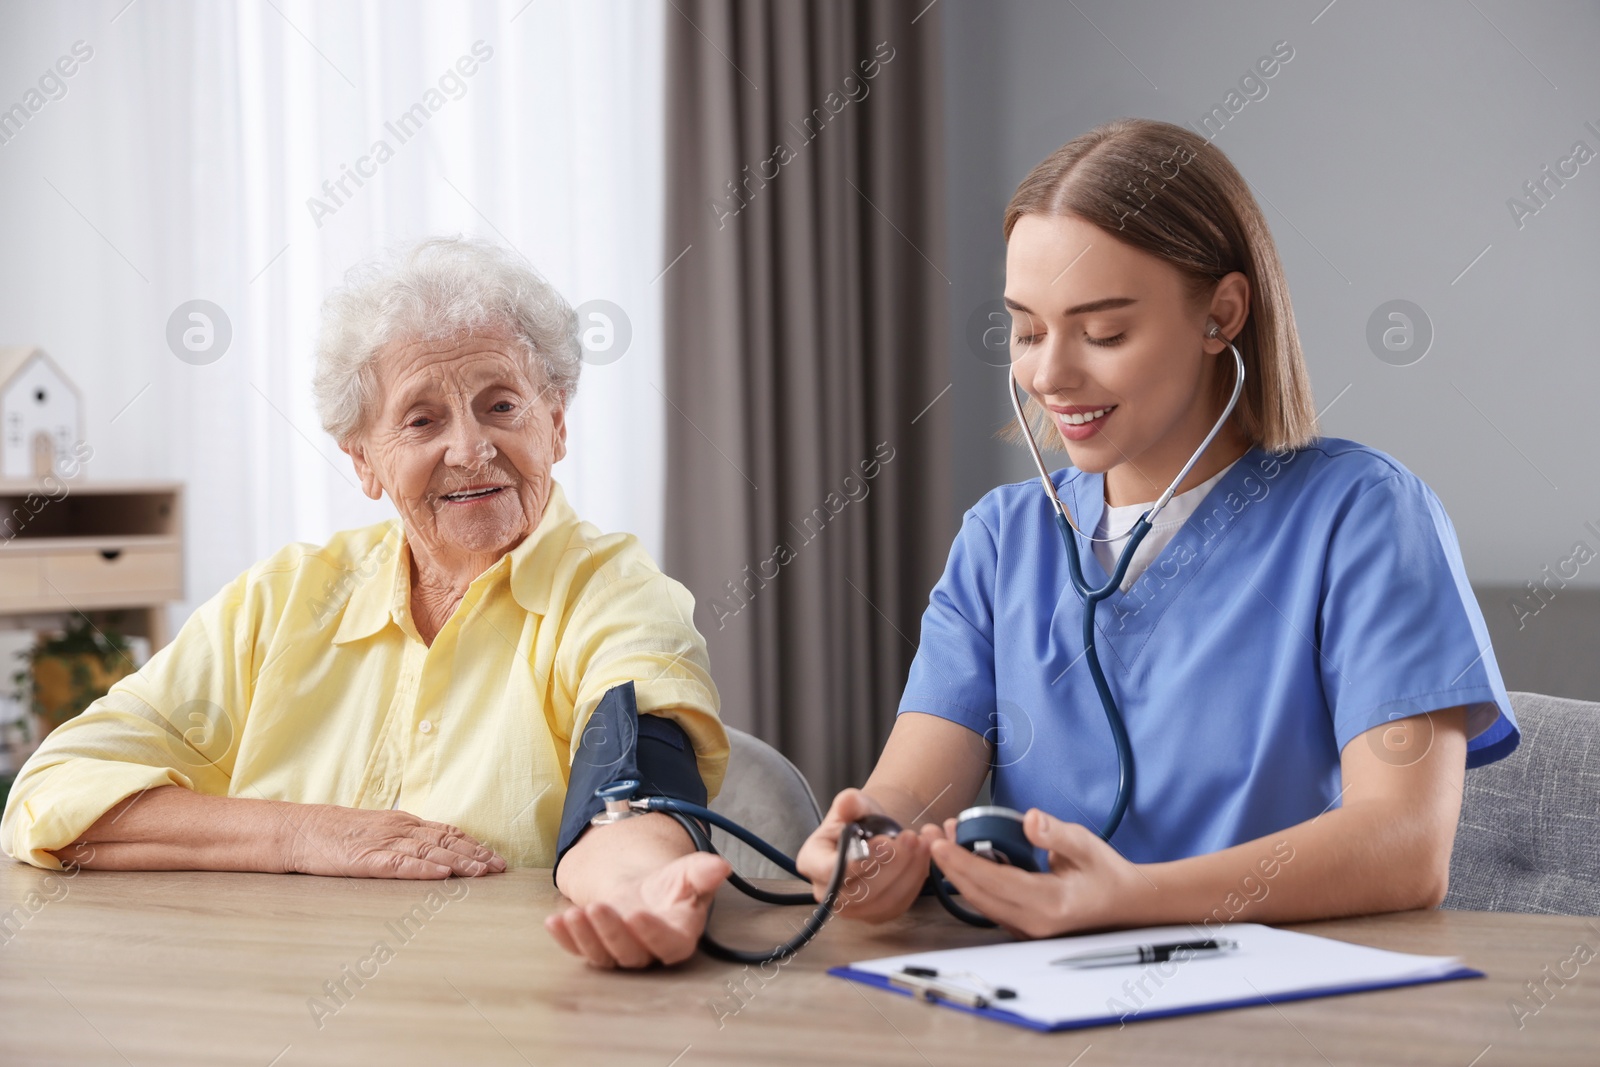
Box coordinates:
[1092,458,1241,592]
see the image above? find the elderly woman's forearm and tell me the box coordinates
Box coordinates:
[553,812,695,903]
[48,785,292,872]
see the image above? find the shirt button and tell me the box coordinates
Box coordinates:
[418,720,433,734]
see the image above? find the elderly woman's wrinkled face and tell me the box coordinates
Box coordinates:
[345,334,566,562]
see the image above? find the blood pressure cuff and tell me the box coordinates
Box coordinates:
[553,681,707,875]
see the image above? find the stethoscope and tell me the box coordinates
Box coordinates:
[588,778,902,964]
[590,325,1247,965]
[591,777,1031,959]
[1005,321,1247,840]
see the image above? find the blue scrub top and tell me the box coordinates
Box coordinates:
[898,437,1519,863]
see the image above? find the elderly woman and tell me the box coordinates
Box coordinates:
[0,236,731,969]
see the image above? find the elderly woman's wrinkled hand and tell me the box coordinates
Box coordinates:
[284,803,507,879]
[544,851,730,968]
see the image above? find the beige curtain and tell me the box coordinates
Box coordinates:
[662,0,953,800]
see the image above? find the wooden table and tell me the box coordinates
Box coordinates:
[1,864,1595,1066]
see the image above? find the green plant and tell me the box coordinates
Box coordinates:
[11,615,134,742]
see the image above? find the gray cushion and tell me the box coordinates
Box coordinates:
[708,727,823,880]
[1444,691,1600,914]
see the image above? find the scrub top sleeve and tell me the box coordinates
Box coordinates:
[896,509,999,736]
[1317,473,1519,768]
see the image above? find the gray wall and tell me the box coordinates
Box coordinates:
[941,0,1600,698]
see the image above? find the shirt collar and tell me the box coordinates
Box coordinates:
[332,480,581,644]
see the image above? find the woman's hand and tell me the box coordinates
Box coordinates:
[545,851,730,968]
[925,809,1151,938]
[285,804,507,879]
[795,788,932,923]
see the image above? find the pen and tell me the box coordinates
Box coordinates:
[1050,938,1239,968]
[891,967,1017,1008]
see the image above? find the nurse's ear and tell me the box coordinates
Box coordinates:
[1202,271,1251,354]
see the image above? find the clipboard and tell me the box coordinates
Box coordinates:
[828,922,1484,1032]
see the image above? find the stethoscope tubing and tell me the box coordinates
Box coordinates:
[1009,337,1247,842]
[610,337,1249,959]
[1056,506,1152,840]
[638,796,806,879]
[659,807,862,963]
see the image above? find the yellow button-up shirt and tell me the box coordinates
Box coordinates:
[1,482,726,870]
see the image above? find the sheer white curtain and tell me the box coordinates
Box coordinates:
[0,0,666,627]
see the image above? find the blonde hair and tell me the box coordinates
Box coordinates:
[1000,118,1317,452]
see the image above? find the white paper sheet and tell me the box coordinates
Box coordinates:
[841,923,1469,1028]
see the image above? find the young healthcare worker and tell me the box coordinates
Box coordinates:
[796,118,1520,938]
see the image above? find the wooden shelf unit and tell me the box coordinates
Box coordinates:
[0,479,185,650]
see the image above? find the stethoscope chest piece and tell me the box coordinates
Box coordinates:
[845,813,903,863]
[590,778,643,826]
[954,805,1039,872]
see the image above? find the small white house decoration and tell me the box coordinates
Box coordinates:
[0,347,84,481]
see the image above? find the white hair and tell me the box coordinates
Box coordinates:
[312,235,581,443]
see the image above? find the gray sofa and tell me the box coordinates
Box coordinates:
[1445,690,1600,915]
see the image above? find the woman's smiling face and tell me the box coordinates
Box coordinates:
[1004,213,1249,504]
[344,332,567,563]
